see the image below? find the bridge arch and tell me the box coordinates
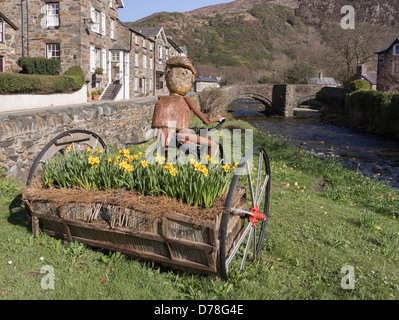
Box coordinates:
[293,94,318,108]
[227,92,273,114]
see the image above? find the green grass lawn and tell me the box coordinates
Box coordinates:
[0,118,398,300]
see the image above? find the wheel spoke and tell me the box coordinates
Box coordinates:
[240,226,254,270]
[255,152,263,204]
[225,222,252,269]
[246,160,255,206]
[256,174,270,207]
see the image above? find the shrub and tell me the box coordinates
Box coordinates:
[198,88,228,117]
[17,57,60,75]
[0,73,82,95]
[63,66,85,90]
[350,79,371,92]
[348,90,399,138]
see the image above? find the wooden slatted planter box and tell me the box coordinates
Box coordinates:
[22,186,246,275]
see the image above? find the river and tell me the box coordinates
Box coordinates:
[229,99,399,190]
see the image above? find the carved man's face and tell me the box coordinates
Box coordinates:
[166,67,194,96]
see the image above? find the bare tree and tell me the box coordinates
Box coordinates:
[324,23,389,81]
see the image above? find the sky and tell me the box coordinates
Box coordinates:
[118,0,234,22]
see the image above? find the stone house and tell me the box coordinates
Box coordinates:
[0,11,19,72]
[1,0,185,101]
[194,76,219,92]
[133,26,172,96]
[375,34,399,91]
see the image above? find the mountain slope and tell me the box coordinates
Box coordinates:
[128,0,397,85]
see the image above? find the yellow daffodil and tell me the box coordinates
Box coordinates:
[88,155,100,165]
[189,158,196,165]
[66,145,72,152]
[155,154,166,164]
[163,163,173,171]
[107,158,112,163]
[86,147,92,153]
[141,160,148,168]
[194,163,202,171]
[233,162,238,168]
[222,164,231,172]
[170,168,177,176]
[202,167,209,176]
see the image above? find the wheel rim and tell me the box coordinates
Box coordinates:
[220,146,271,278]
[27,130,106,186]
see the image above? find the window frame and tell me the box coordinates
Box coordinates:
[0,19,4,43]
[91,8,101,34]
[46,43,60,59]
[46,2,60,29]
[110,18,115,39]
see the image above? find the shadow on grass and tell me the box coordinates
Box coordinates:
[8,193,31,233]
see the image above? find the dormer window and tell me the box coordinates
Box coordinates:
[393,44,399,56]
[46,2,60,29]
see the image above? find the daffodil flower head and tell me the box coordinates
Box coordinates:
[141,160,148,168]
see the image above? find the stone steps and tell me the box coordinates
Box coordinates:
[100,84,122,101]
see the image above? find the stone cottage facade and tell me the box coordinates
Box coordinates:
[133,26,172,96]
[0,0,186,101]
[0,12,19,72]
[375,35,399,91]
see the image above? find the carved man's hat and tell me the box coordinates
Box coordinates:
[166,56,196,75]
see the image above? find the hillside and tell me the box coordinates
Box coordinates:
[128,0,398,85]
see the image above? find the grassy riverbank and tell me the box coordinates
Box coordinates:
[0,118,398,300]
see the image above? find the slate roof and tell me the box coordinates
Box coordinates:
[375,35,399,54]
[308,77,338,86]
[361,72,377,85]
[134,26,163,38]
[195,76,218,83]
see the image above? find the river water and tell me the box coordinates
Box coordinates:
[229,99,399,190]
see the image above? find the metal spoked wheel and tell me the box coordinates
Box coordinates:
[26,129,106,187]
[219,146,271,279]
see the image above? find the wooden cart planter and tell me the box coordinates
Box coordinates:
[24,129,271,279]
[23,186,246,276]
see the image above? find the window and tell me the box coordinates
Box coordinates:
[46,43,60,59]
[394,44,399,56]
[150,57,153,70]
[46,3,60,28]
[0,56,4,72]
[135,34,138,45]
[134,77,138,91]
[112,51,119,62]
[143,39,146,49]
[0,19,3,43]
[135,53,138,67]
[143,55,147,69]
[393,61,399,76]
[90,46,101,72]
[149,42,153,51]
[158,45,163,64]
[110,0,113,8]
[110,19,115,39]
[91,8,101,34]
[101,13,106,36]
[149,78,152,92]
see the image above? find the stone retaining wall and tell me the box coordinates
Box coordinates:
[0,98,158,183]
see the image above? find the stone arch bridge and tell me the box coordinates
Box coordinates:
[221,84,347,117]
